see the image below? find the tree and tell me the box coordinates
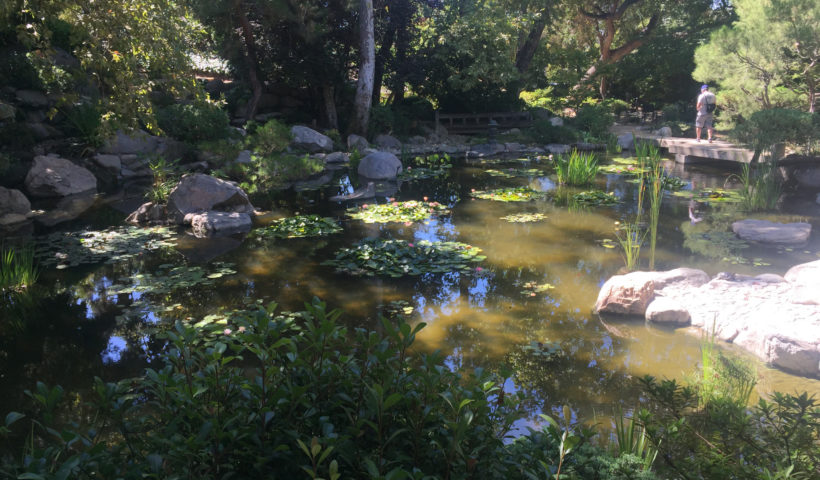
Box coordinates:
[351,0,376,135]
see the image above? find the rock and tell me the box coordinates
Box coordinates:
[175,235,242,263]
[235,150,252,164]
[166,173,254,224]
[617,133,634,150]
[101,129,160,155]
[0,213,28,226]
[789,166,820,189]
[329,182,375,202]
[732,219,811,245]
[186,211,253,237]
[126,202,167,225]
[35,192,96,226]
[93,154,122,173]
[594,271,657,315]
[504,128,522,135]
[347,134,369,151]
[654,126,672,137]
[15,89,49,108]
[357,151,402,180]
[645,297,691,325]
[374,134,402,149]
[25,154,97,197]
[407,135,427,145]
[816,192,820,205]
[324,152,349,164]
[784,260,820,305]
[27,122,61,140]
[0,101,14,120]
[290,125,333,153]
[546,144,571,154]
[468,144,505,157]
[652,267,710,290]
[504,142,525,152]
[549,117,564,127]
[52,47,80,69]
[0,187,31,216]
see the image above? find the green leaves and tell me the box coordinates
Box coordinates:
[346,200,450,224]
[571,190,619,207]
[251,215,343,240]
[470,186,547,202]
[485,167,544,178]
[322,238,486,277]
[34,226,177,269]
[499,212,548,223]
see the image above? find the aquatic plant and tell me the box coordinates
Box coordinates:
[605,134,622,154]
[470,187,547,202]
[518,281,555,297]
[600,158,649,175]
[347,200,449,224]
[0,245,38,291]
[615,223,646,272]
[251,215,342,239]
[485,168,543,178]
[397,153,453,181]
[672,188,743,204]
[643,143,664,270]
[146,156,179,204]
[554,150,599,186]
[500,213,548,223]
[239,153,325,192]
[614,410,658,472]
[34,226,177,269]
[572,190,618,207]
[732,161,783,211]
[323,238,485,277]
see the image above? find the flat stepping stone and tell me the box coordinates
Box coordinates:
[732,219,811,245]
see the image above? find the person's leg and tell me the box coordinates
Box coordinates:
[695,115,704,141]
[696,127,702,141]
[706,117,714,142]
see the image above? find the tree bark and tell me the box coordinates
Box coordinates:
[515,6,550,74]
[233,0,263,121]
[322,83,339,129]
[351,0,375,135]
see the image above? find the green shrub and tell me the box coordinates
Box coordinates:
[239,153,324,192]
[529,119,579,144]
[572,103,615,139]
[61,102,103,146]
[156,101,230,143]
[145,156,179,204]
[555,150,599,186]
[247,118,291,155]
[394,95,435,122]
[733,108,819,157]
[602,98,630,115]
[368,103,397,136]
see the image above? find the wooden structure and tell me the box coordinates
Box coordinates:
[631,132,773,164]
[435,111,532,134]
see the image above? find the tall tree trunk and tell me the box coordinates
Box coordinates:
[322,83,338,129]
[351,0,375,135]
[233,0,263,121]
[515,6,550,74]
[373,7,397,106]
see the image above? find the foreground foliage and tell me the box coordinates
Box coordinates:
[554,151,600,186]
[250,215,343,240]
[470,187,548,202]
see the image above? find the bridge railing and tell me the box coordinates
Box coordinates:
[435,111,532,134]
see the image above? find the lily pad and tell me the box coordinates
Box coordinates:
[518,281,555,297]
[347,200,450,224]
[470,187,547,202]
[500,213,548,223]
[251,214,342,240]
[322,238,486,277]
[35,226,177,269]
[485,168,544,178]
[397,165,452,180]
[600,157,649,175]
[673,188,743,203]
[572,190,619,207]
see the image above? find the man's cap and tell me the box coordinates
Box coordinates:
[701,84,709,90]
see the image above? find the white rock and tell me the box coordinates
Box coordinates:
[732,219,811,245]
[645,297,691,325]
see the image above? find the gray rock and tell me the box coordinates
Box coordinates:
[0,101,15,120]
[654,126,672,137]
[166,173,254,224]
[549,117,564,127]
[645,297,691,325]
[101,129,160,155]
[93,154,122,173]
[186,211,253,237]
[407,135,427,145]
[15,90,49,108]
[374,134,402,149]
[27,122,61,140]
[235,150,252,164]
[732,219,811,245]
[0,213,28,226]
[52,47,80,69]
[329,182,375,202]
[126,202,167,225]
[347,134,369,151]
[35,192,96,226]
[0,187,31,215]
[357,151,402,180]
[324,152,349,164]
[617,133,634,150]
[504,142,525,152]
[290,125,333,153]
[25,110,46,123]
[25,154,97,197]
[546,144,571,154]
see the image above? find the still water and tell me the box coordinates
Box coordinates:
[3,153,820,423]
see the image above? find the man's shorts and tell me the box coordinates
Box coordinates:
[696,114,713,129]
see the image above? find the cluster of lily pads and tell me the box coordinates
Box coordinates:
[35,226,177,269]
[499,213,548,223]
[347,200,449,224]
[517,281,556,297]
[470,187,547,202]
[398,154,453,180]
[673,188,743,203]
[485,168,544,178]
[600,158,649,175]
[250,214,343,240]
[322,238,486,277]
[571,190,619,207]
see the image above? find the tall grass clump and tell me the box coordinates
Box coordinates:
[731,161,782,211]
[146,156,179,204]
[614,410,658,472]
[555,149,599,186]
[640,142,664,270]
[615,222,646,271]
[0,244,38,291]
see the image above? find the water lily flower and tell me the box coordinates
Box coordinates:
[476,267,483,272]
[408,243,414,247]
[423,196,429,201]
[223,328,232,335]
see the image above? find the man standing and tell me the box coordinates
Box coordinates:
[696,84,716,143]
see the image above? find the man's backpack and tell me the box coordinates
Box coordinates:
[706,101,716,113]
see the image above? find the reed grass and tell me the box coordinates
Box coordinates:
[614,410,659,472]
[733,161,782,211]
[642,143,664,270]
[555,150,599,186]
[699,324,757,407]
[1,244,39,291]
[615,222,646,271]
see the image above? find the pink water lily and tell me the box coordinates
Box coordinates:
[223,328,232,335]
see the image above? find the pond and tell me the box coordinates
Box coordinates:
[3,152,820,426]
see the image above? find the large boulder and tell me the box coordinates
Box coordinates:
[594,271,657,315]
[15,89,49,108]
[166,173,254,224]
[290,126,333,153]
[358,151,402,180]
[374,134,401,149]
[0,101,14,120]
[0,187,31,226]
[126,202,167,225]
[35,192,96,226]
[25,154,97,197]
[645,297,691,325]
[784,260,820,305]
[732,219,811,245]
[347,134,369,152]
[617,133,634,150]
[101,129,159,155]
[186,211,253,237]
[549,117,564,127]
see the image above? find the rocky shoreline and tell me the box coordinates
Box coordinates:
[595,261,820,377]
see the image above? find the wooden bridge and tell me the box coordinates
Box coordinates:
[435,111,532,134]
[630,131,781,164]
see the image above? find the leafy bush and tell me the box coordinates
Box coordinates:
[145,156,179,204]
[733,108,819,157]
[0,299,653,479]
[247,119,291,155]
[601,98,630,115]
[529,119,579,144]
[555,150,600,186]
[61,102,103,146]
[395,95,435,122]
[572,103,615,140]
[368,103,398,136]
[156,101,230,144]
[239,153,324,192]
